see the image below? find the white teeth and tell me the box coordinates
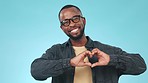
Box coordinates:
[71,28,78,33]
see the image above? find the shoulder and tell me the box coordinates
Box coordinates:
[93,40,122,53]
[46,41,68,52]
[45,43,62,53]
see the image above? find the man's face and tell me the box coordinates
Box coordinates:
[59,7,86,40]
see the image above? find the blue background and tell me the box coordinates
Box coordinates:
[0,0,147,83]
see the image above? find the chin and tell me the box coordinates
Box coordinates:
[68,33,84,40]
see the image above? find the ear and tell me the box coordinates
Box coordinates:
[82,17,86,25]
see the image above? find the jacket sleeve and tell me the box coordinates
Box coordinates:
[108,47,147,75]
[31,45,73,80]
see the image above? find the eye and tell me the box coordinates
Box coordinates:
[72,16,80,23]
[61,20,70,26]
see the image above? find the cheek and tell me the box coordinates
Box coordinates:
[61,26,66,31]
[61,26,69,33]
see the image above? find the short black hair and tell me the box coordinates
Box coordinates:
[58,4,82,20]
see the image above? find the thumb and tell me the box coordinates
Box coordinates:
[91,62,102,67]
[84,62,92,66]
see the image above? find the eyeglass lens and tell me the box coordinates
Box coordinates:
[61,15,81,26]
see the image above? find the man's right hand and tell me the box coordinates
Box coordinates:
[70,50,92,67]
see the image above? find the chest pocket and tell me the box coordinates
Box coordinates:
[61,46,75,59]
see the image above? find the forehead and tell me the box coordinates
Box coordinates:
[60,7,81,21]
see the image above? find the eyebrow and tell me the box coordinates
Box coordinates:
[62,15,81,21]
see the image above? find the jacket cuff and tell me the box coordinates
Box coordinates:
[108,55,118,66]
[62,58,74,71]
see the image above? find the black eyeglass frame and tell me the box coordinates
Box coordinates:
[60,15,84,27]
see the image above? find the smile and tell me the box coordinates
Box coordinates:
[70,28,79,33]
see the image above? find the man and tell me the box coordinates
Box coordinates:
[31,5,146,83]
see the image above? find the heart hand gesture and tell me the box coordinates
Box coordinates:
[91,48,110,67]
[70,48,110,67]
[70,50,92,67]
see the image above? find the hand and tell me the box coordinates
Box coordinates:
[70,50,92,67]
[91,48,110,67]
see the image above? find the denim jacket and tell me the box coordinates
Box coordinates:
[31,36,146,83]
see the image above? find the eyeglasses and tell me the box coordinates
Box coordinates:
[60,15,84,27]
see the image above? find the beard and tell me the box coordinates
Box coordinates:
[66,27,85,41]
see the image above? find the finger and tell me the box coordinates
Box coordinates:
[96,49,106,55]
[91,50,97,56]
[91,51,99,58]
[91,48,99,54]
[84,62,92,66]
[89,53,93,58]
[83,50,91,57]
[92,61,106,67]
[92,48,103,56]
[79,51,88,58]
[91,62,98,67]
[86,51,93,57]
[91,62,105,67]
[91,48,97,52]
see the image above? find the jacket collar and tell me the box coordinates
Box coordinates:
[63,36,94,48]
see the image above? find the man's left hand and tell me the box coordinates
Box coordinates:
[90,48,110,67]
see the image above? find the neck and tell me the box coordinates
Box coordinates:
[70,35,87,47]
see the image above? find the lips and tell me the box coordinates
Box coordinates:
[71,28,78,33]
